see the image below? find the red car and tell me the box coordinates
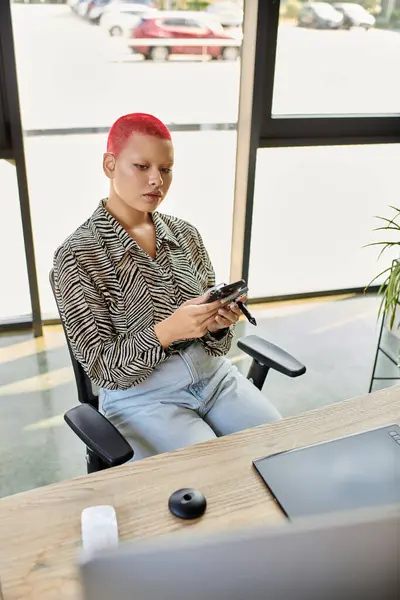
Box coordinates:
[128,11,242,61]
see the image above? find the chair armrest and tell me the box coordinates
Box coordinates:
[64,404,134,467]
[237,334,306,378]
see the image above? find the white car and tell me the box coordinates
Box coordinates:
[334,3,376,30]
[77,0,91,18]
[206,0,243,28]
[100,1,156,36]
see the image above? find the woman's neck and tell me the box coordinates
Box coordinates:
[105,195,151,230]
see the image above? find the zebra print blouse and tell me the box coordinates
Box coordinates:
[53,200,234,390]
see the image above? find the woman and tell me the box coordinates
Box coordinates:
[54,113,281,460]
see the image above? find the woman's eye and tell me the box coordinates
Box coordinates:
[134,164,148,170]
[161,168,172,174]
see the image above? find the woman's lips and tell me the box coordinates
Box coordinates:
[143,193,161,203]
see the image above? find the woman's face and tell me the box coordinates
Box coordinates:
[104,133,174,212]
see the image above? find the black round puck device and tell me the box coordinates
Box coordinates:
[168,488,207,520]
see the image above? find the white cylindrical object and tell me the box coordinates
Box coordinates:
[81,505,119,557]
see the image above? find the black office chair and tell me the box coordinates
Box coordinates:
[50,269,306,474]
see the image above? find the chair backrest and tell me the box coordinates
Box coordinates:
[49,269,98,409]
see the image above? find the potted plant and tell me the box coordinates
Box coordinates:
[366,205,400,335]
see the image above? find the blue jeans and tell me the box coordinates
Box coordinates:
[100,342,281,460]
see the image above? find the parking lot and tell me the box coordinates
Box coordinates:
[12,3,241,130]
[2,3,400,321]
[10,3,400,130]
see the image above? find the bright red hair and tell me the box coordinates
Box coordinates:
[107,113,171,157]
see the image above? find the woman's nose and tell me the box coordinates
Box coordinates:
[149,170,163,187]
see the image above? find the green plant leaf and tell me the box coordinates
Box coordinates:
[365,206,400,332]
[363,242,400,259]
[373,225,400,233]
[387,205,400,214]
[364,265,392,291]
[376,262,400,329]
[377,244,395,261]
[374,216,400,229]
[364,241,400,247]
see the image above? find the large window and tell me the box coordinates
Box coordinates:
[3,0,400,329]
[257,1,399,147]
[249,144,400,298]
[10,1,242,318]
[231,0,400,295]
[273,4,399,115]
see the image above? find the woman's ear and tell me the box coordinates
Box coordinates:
[103,152,116,179]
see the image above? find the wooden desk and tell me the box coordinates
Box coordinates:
[0,385,399,600]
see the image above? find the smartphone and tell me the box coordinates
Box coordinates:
[206,280,248,304]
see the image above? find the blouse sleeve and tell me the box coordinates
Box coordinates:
[53,242,169,389]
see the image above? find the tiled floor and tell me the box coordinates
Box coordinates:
[0,294,398,499]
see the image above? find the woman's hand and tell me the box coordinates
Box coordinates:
[207,294,247,333]
[154,292,223,349]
